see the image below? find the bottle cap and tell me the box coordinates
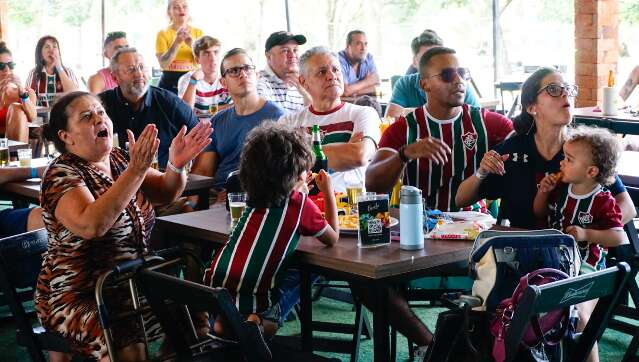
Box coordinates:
[400,185,422,204]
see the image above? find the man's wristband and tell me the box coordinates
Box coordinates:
[398,145,410,163]
[189,77,198,85]
[167,160,186,174]
[474,169,488,180]
[30,167,37,179]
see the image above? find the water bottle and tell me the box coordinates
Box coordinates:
[400,186,424,250]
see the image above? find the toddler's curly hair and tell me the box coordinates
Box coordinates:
[566,125,620,185]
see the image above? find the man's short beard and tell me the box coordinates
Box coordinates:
[127,83,148,98]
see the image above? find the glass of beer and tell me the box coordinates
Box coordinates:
[18,148,32,167]
[0,138,9,167]
[228,192,247,224]
[346,183,364,213]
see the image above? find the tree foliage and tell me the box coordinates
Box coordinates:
[621,0,639,25]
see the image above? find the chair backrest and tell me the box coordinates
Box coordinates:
[135,267,271,362]
[503,262,631,362]
[0,228,49,362]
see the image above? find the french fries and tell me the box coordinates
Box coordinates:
[338,214,359,229]
[552,171,563,182]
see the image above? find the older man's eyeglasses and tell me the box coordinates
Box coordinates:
[121,64,146,75]
[0,61,16,71]
[222,64,255,78]
[429,67,471,83]
[537,83,578,98]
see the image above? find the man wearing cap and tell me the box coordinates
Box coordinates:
[338,30,380,97]
[256,31,311,113]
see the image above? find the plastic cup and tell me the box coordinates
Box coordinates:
[18,148,32,167]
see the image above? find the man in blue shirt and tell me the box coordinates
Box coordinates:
[385,62,481,118]
[99,47,199,169]
[190,48,284,203]
[338,30,380,97]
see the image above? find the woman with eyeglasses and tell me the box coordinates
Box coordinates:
[155,0,203,94]
[25,35,80,107]
[456,67,635,231]
[0,41,36,142]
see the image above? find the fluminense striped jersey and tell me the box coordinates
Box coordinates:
[279,102,381,192]
[257,65,306,113]
[548,184,623,270]
[177,71,231,122]
[379,105,512,211]
[203,191,328,314]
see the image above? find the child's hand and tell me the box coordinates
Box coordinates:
[315,170,333,195]
[538,174,559,193]
[566,225,587,242]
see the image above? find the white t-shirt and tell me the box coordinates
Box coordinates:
[279,102,381,192]
[177,70,231,121]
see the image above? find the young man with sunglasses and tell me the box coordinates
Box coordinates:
[366,46,513,212]
[87,31,128,94]
[190,48,284,203]
[386,43,480,118]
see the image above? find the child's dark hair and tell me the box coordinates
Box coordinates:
[239,122,314,208]
[565,125,620,185]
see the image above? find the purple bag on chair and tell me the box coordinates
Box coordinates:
[490,268,570,362]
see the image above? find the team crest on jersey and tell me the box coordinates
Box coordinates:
[578,211,593,225]
[461,132,478,150]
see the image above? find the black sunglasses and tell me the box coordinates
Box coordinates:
[537,83,578,98]
[0,61,15,71]
[222,64,256,78]
[428,67,471,83]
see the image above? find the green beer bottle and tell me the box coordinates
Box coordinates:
[310,125,327,195]
[311,125,327,172]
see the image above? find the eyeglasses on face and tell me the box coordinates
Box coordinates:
[222,64,255,78]
[0,61,16,71]
[537,83,578,98]
[121,64,146,75]
[428,67,471,83]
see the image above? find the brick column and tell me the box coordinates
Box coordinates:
[575,0,619,108]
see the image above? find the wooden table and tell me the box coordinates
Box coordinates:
[573,107,639,135]
[154,206,474,361]
[0,168,216,210]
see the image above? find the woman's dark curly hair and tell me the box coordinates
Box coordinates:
[239,122,314,208]
[565,125,620,185]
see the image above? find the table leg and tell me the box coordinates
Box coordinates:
[300,268,313,352]
[372,283,390,362]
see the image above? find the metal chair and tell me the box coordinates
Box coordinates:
[0,229,87,362]
[494,81,523,115]
[502,263,631,362]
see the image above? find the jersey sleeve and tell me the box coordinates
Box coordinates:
[482,109,514,147]
[299,196,329,237]
[389,76,411,108]
[352,106,381,145]
[378,117,408,152]
[593,192,624,229]
[156,30,169,55]
[367,54,378,75]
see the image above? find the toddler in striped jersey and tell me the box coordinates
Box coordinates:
[203,122,339,339]
[533,126,628,360]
